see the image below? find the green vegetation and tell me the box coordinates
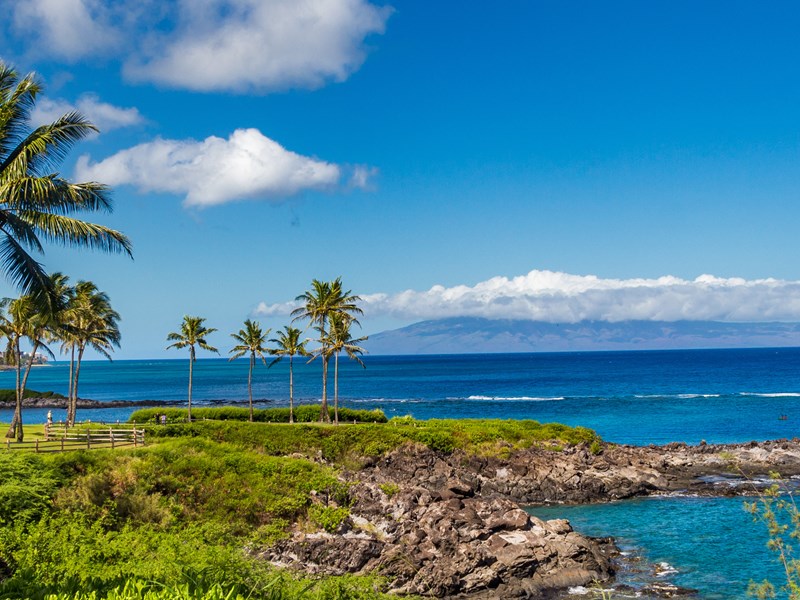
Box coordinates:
[746,473,800,599]
[135,414,599,465]
[129,406,388,425]
[0,412,598,598]
[0,389,66,403]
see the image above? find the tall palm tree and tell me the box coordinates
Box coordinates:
[268,326,309,424]
[0,63,132,300]
[229,319,270,422]
[0,294,54,441]
[65,281,120,427]
[167,316,218,421]
[292,278,362,423]
[323,313,367,425]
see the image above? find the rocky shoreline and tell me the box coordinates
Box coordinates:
[264,439,800,598]
[0,397,179,409]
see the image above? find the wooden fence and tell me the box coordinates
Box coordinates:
[4,423,145,453]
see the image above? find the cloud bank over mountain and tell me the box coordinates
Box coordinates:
[363,318,800,355]
[256,269,800,323]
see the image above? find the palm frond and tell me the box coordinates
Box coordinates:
[18,211,132,256]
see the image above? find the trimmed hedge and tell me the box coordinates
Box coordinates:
[128,405,387,424]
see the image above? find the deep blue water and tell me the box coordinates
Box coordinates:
[2,347,799,445]
[2,347,799,598]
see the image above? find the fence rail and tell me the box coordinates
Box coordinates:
[4,423,145,453]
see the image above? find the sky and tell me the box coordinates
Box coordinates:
[2,0,800,359]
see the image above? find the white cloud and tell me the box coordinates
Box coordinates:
[30,94,144,132]
[10,0,122,61]
[254,269,800,323]
[6,0,391,93]
[75,128,350,206]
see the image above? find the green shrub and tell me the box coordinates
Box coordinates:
[378,483,400,498]
[0,388,66,403]
[308,505,350,533]
[0,453,62,524]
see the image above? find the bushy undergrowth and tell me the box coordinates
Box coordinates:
[41,574,399,600]
[129,406,387,424]
[0,439,357,598]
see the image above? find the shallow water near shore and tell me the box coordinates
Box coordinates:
[2,347,799,445]
[529,495,784,599]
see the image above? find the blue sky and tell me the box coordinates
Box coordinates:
[2,1,800,358]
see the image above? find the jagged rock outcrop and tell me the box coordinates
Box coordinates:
[265,480,616,598]
[359,439,800,504]
[263,439,800,598]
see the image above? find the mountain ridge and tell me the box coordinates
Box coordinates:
[363,317,800,355]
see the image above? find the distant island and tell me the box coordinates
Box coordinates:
[364,317,800,355]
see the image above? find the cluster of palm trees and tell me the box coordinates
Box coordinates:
[168,277,367,425]
[1,274,121,441]
[0,63,132,441]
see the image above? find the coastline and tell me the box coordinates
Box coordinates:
[263,434,800,598]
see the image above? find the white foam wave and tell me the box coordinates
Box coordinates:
[351,398,420,404]
[655,561,678,576]
[741,392,800,398]
[634,393,720,399]
[464,395,566,402]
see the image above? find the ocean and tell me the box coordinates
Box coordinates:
[2,346,799,598]
[3,347,799,445]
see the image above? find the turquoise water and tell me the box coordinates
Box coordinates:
[530,496,783,599]
[2,348,799,444]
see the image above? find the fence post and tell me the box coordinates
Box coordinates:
[110,427,114,449]
[86,428,91,450]
[35,439,39,453]
[61,437,64,452]
[134,428,138,448]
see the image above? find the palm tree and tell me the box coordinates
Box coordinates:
[0,294,55,441]
[291,278,363,423]
[167,316,218,421]
[229,319,270,422]
[323,313,367,425]
[0,63,132,300]
[268,326,309,424]
[65,281,120,427]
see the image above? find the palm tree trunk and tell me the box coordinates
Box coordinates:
[67,344,75,412]
[289,355,294,424]
[320,354,330,423]
[187,354,194,422]
[334,351,339,425]
[5,338,21,440]
[248,352,254,422]
[69,346,85,427]
[20,341,39,402]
